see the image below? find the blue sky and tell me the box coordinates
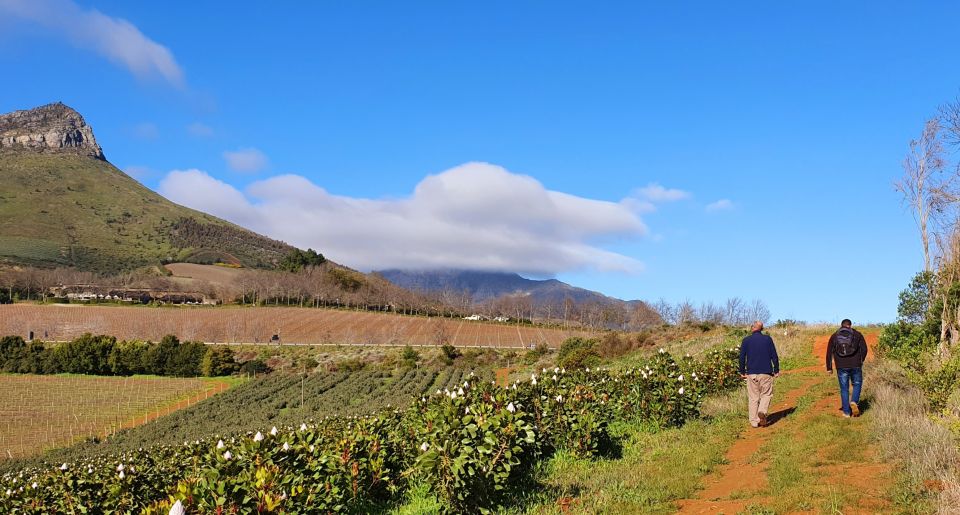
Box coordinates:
[3,1,958,323]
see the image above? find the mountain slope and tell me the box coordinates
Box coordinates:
[0,103,294,273]
[379,269,630,305]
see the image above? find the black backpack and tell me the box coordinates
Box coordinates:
[834,328,858,358]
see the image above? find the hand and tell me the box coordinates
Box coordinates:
[774,373,780,378]
[740,374,747,379]
[826,369,832,375]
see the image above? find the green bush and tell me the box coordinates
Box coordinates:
[401,345,420,367]
[440,344,460,365]
[557,337,600,370]
[201,346,238,377]
[239,358,271,376]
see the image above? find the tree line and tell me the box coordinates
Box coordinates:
[0,334,256,377]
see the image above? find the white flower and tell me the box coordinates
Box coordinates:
[561,368,566,374]
[87,467,93,474]
[270,426,278,436]
[552,375,558,381]
[512,383,517,390]
[678,375,684,382]
[659,348,665,354]
[420,442,429,452]
[470,371,475,377]
[463,381,469,388]
[5,489,10,496]
[300,423,308,431]
[641,372,648,379]
[223,451,233,460]
[542,368,547,373]
[309,445,315,452]
[283,442,290,451]
[60,463,68,471]
[31,482,37,489]
[169,499,186,515]
[217,440,225,449]
[464,407,471,414]
[117,464,125,472]
[450,391,457,399]
[254,432,264,442]
[506,402,516,413]
[679,387,685,395]
[586,367,590,372]
[119,471,125,479]
[457,387,465,396]
[556,395,563,402]
[554,367,560,373]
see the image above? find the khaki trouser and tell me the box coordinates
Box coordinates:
[746,373,775,427]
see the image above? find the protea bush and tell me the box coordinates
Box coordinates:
[1,347,739,514]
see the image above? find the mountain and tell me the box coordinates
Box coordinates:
[379,269,637,306]
[0,102,295,273]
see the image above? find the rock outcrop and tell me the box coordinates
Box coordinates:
[0,102,104,160]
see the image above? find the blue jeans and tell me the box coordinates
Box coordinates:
[837,368,863,415]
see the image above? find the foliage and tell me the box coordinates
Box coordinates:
[0,333,241,378]
[907,354,960,414]
[1,349,741,513]
[239,358,271,376]
[522,343,551,365]
[898,271,936,325]
[401,345,420,367]
[557,337,601,369]
[440,344,461,365]
[277,248,326,272]
[878,321,938,364]
[201,346,239,376]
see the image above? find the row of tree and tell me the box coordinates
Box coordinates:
[0,334,245,377]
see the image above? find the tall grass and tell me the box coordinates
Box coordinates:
[867,359,960,513]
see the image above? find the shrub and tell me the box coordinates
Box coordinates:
[440,344,460,365]
[239,358,271,376]
[202,346,238,377]
[401,345,420,367]
[557,337,600,370]
[522,343,551,365]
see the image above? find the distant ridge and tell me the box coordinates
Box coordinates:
[379,268,640,306]
[0,102,296,273]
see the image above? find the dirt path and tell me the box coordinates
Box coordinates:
[676,333,889,514]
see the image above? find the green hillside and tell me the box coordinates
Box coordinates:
[0,152,293,273]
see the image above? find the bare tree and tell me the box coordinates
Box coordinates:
[896,118,946,272]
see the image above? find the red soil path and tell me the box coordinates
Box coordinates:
[676,332,889,514]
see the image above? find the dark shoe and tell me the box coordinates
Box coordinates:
[758,412,767,427]
[850,402,860,417]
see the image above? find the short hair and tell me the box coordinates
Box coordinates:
[841,319,852,328]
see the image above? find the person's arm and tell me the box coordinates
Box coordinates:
[739,340,747,376]
[826,334,834,372]
[770,337,780,375]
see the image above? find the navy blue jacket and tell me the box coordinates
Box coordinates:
[739,330,780,375]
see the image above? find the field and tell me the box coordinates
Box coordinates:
[3,365,488,472]
[0,304,595,348]
[0,374,229,460]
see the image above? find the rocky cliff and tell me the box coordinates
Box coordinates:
[0,102,104,160]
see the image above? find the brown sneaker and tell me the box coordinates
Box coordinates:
[850,402,860,417]
[758,412,767,427]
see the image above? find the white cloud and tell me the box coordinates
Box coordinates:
[635,183,691,203]
[223,147,269,173]
[159,162,649,275]
[187,122,214,138]
[706,199,734,212]
[0,0,185,87]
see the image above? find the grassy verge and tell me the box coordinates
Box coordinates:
[866,359,960,513]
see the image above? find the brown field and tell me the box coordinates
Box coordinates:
[0,304,596,348]
[164,262,246,288]
[0,374,226,460]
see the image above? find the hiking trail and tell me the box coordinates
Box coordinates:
[675,333,892,514]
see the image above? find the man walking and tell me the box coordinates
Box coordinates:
[826,319,868,417]
[739,321,780,428]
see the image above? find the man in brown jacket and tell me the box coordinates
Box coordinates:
[826,319,868,417]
